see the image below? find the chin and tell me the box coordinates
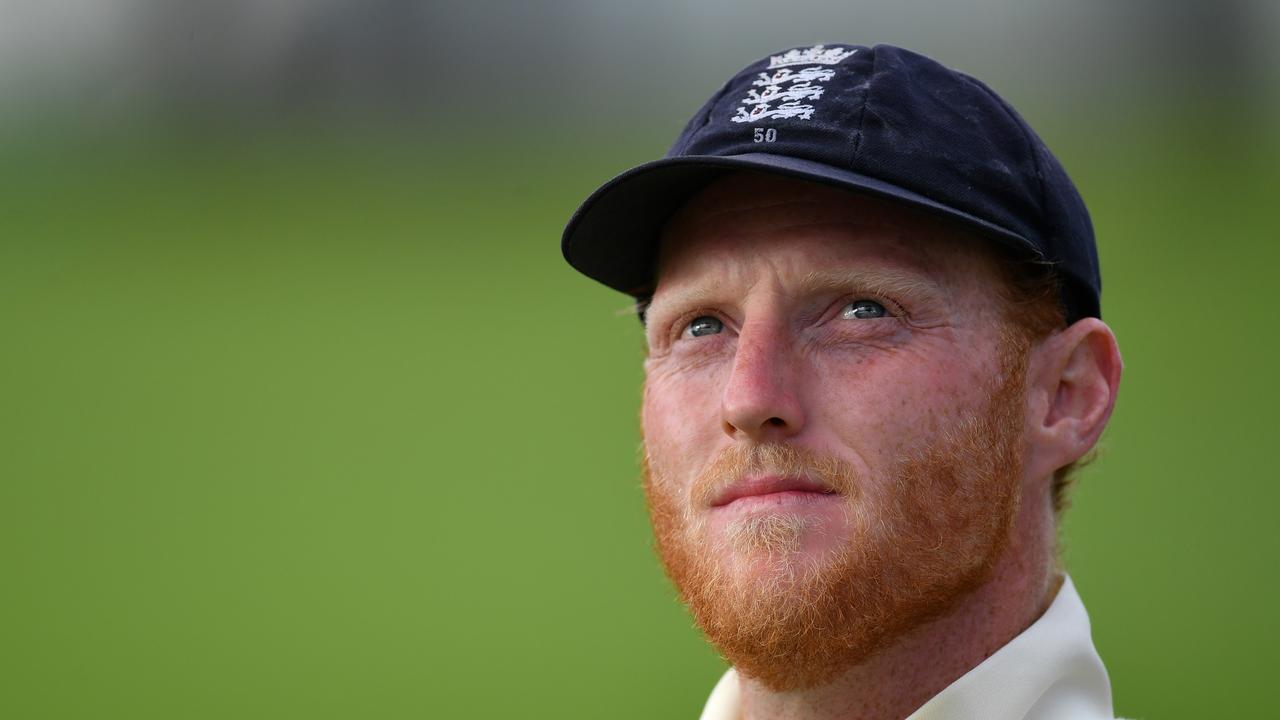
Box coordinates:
[719,514,849,567]
[648,465,1019,692]
[706,493,854,553]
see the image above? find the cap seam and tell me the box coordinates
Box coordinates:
[968,77,1053,251]
[963,75,1088,318]
[848,46,875,165]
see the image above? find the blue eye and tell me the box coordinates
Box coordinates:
[842,299,886,320]
[688,316,724,337]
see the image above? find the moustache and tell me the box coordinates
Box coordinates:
[689,443,861,509]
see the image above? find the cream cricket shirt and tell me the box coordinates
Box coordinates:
[699,576,1118,720]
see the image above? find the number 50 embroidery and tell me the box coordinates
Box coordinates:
[753,128,778,143]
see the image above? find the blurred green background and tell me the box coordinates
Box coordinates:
[2,2,1278,718]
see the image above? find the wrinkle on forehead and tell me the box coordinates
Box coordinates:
[642,174,1013,344]
[655,226,940,300]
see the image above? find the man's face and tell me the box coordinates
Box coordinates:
[640,173,1031,690]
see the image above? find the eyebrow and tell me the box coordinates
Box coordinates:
[642,282,731,330]
[796,267,942,303]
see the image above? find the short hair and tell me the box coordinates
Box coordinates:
[989,252,1084,517]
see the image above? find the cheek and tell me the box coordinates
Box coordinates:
[641,368,726,482]
[810,343,998,466]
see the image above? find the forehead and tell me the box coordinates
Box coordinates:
[655,172,997,292]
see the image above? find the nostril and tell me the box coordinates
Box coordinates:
[767,417,786,427]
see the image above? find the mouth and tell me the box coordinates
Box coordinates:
[709,475,840,509]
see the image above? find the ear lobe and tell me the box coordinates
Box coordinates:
[1030,318,1123,469]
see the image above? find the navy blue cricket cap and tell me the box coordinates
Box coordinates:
[561,43,1101,322]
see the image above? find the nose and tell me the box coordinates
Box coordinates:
[720,319,806,442]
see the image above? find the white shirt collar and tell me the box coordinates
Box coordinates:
[699,575,1115,720]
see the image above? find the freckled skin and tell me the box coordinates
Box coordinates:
[643,178,1016,556]
[640,172,1071,720]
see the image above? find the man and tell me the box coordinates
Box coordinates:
[561,43,1123,720]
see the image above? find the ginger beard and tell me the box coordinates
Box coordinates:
[641,339,1028,691]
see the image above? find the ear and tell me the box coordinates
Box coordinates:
[1023,318,1123,482]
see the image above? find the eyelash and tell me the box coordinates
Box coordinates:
[830,293,907,322]
[671,307,728,342]
[664,292,908,343]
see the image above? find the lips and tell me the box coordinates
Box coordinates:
[709,475,838,508]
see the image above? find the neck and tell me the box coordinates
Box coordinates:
[737,499,1060,720]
